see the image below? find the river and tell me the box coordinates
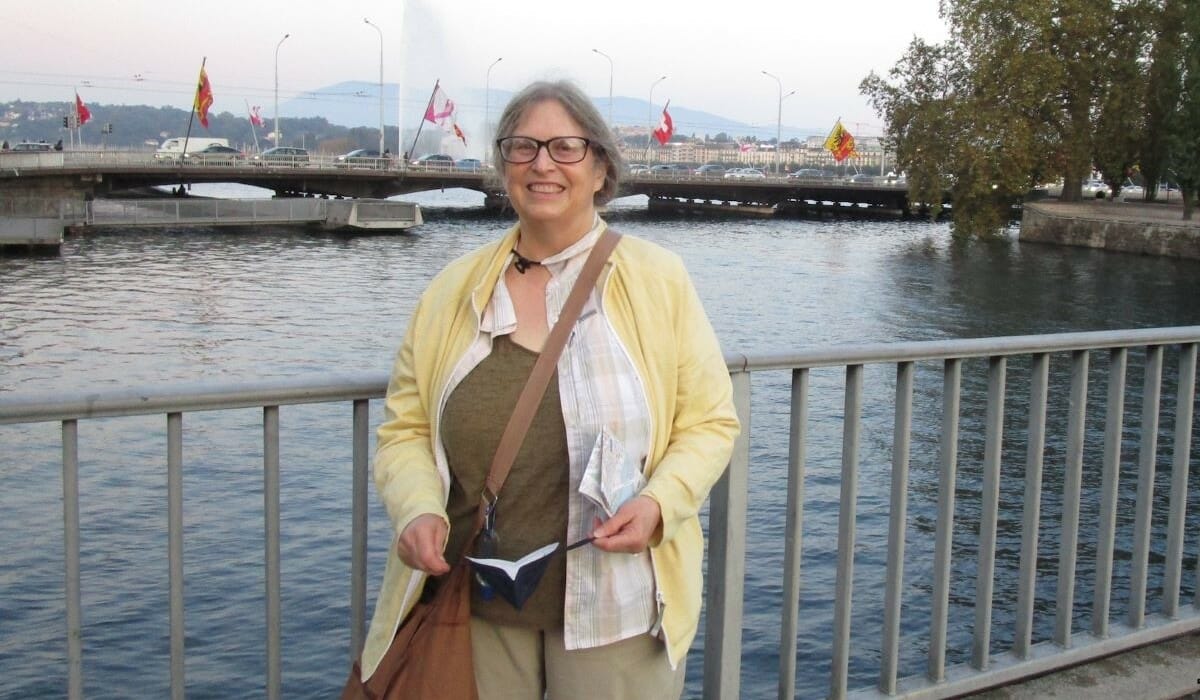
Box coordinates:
[1,185,1198,698]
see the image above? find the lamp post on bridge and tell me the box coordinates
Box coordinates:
[592,48,613,128]
[274,33,290,148]
[761,70,794,176]
[485,57,503,167]
[364,18,385,156]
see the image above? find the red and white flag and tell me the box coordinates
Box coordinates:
[75,92,91,126]
[652,101,674,145]
[453,122,468,146]
[424,84,456,132]
[738,141,754,153]
[249,105,264,128]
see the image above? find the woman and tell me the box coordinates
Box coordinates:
[361,80,739,699]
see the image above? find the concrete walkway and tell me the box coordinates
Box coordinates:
[1020,198,1200,259]
[1032,198,1197,228]
[970,632,1200,699]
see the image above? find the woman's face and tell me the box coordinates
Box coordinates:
[502,99,606,238]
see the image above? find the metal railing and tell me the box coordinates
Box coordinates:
[85,198,329,226]
[1,327,1197,699]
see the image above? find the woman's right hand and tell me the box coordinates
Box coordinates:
[396,513,450,575]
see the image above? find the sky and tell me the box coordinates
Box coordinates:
[2,0,949,138]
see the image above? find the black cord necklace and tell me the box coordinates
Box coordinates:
[511,248,543,274]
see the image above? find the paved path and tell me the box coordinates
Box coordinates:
[1033,198,1198,228]
[970,632,1200,700]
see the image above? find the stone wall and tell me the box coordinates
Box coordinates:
[1019,202,1200,260]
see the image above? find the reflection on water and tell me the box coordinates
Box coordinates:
[1,189,1199,698]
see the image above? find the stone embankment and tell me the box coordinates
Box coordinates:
[1020,199,1200,260]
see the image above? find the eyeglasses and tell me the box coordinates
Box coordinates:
[496,136,593,164]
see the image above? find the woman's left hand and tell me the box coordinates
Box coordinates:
[590,495,661,554]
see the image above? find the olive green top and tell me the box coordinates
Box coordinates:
[441,334,569,628]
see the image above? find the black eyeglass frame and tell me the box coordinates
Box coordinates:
[495,136,596,164]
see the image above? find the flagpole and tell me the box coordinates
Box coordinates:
[182,57,206,167]
[406,80,439,164]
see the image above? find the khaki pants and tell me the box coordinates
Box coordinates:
[470,617,686,700]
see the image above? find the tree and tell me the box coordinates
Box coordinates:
[1141,0,1186,202]
[1092,4,1154,199]
[1166,3,1200,219]
[862,0,1173,237]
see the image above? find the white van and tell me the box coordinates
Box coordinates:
[155,137,231,160]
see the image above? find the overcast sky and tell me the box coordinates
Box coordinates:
[2,0,948,135]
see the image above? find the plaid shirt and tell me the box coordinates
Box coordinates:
[438,217,657,650]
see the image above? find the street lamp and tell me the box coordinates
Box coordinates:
[762,70,794,176]
[364,18,384,155]
[274,33,289,148]
[592,48,613,127]
[485,57,502,165]
[646,75,666,160]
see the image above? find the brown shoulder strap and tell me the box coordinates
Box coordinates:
[477,228,622,521]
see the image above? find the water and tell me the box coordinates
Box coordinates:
[2,185,1199,699]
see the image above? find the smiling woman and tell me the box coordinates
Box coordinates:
[353,80,739,700]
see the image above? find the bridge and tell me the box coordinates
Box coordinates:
[0,150,922,216]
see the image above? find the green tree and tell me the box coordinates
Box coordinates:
[1141,0,1186,201]
[1092,3,1154,199]
[862,0,1169,236]
[1166,3,1200,218]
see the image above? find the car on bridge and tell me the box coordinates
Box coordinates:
[182,144,246,165]
[693,164,727,178]
[335,148,386,169]
[648,163,689,176]
[9,141,54,152]
[787,168,829,179]
[724,168,765,180]
[410,154,455,170]
[253,146,309,167]
[455,158,485,172]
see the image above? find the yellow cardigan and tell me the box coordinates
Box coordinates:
[362,221,740,678]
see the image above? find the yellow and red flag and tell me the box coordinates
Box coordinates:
[823,120,856,163]
[194,64,214,128]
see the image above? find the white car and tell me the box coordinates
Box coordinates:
[724,168,765,180]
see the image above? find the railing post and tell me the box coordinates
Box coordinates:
[263,406,282,700]
[879,361,913,694]
[1093,347,1127,637]
[778,368,809,700]
[972,356,1006,669]
[702,370,749,700]
[1163,343,1196,617]
[351,399,370,661]
[1129,345,1163,629]
[830,364,863,699]
[929,358,961,682]
[1015,353,1049,657]
[167,412,186,700]
[62,419,84,700]
[1054,350,1089,646]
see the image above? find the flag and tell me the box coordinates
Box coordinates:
[652,102,674,145]
[424,84,456,132]
[194,64,214,128]
[453,122,467,146]
[823,120,856,163]
[75,93,91,126]
[249,105,264,128]
[738,141,754,153]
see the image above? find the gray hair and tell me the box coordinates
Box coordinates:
[490,80,624,205]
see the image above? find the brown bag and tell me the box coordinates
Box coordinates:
[340,561,476,700]
[341,230,623,700]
